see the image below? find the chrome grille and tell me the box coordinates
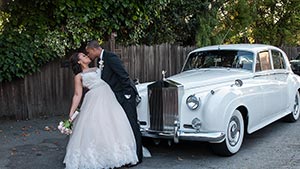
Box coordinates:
[148,81,178,132]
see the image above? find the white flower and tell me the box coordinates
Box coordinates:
[99,59,104,70]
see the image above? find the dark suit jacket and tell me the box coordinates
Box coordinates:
[98,50,138,98]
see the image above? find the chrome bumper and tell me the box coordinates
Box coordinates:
[140,128,225,143]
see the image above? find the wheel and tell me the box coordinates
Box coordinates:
[284,92,300,122]
[211,109,245,156]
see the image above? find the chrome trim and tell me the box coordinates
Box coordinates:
[140,128,225,143]
[141,120,225,143]
[148,81,179,132]
[165,79,183,87]
[186,94,200,110]
[174,120,180,143]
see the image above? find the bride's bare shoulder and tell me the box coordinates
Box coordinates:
[74,73,82,80]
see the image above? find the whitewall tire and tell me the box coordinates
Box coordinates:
[284,92,300,122]
[211,109,245,156]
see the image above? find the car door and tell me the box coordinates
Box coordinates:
[254,50,282,122]
[270,49,289,111]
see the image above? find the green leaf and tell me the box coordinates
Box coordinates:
[132,15,138,21]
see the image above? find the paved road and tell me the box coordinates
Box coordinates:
[0,115,300,169]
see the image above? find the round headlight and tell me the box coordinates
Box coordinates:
[186,95,200,110]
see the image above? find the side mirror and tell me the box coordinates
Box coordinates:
[231,79,243,87]
[234,79,243,87]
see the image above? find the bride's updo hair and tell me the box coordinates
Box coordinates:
[70,52,82,75]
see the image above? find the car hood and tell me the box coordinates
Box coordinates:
[167,68,252,89]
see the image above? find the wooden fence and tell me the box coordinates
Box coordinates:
[117,44,196,82]
[0,60,74,120]
[0,44,299,120]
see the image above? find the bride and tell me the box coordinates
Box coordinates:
[63,52,138,168]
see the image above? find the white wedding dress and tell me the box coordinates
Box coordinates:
[63,68,138,169]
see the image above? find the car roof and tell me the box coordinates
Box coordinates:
[190,44,282,54]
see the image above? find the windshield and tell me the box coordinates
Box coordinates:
[182,50,254,72]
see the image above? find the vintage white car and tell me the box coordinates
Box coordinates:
[136,44,300,156]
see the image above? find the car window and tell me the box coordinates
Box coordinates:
[182,50,254,71]
[271,50,286,69]
[256,51,271,72]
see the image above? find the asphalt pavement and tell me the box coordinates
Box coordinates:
[1,115,300,169]
[0,115,67,169]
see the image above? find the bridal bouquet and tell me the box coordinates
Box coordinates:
[58,110,80,135]
[58,120,73,135]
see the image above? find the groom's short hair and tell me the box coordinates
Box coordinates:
[86,40,100,49]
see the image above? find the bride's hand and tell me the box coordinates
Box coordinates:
[69,113,74,122]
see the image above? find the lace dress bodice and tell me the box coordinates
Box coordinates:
[81,68,105,89]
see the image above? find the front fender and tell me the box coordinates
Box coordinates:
[288,74,300,110]
[201,86,245,132]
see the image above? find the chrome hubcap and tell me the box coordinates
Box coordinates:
[228,116,240,146]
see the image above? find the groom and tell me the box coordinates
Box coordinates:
[86,40,143,164]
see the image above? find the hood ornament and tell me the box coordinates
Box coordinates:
[162,70,167,81]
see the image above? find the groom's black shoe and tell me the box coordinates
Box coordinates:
[124,160,142,168]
